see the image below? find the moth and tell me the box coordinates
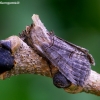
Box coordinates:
[29,26,95,87]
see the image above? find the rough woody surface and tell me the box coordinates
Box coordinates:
[0,14,100,96]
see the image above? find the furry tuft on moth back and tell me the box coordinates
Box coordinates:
[29,23,95,88]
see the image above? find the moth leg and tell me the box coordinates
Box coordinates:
[53,71,71,88]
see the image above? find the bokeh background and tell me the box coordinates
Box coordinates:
[0,0,100,100]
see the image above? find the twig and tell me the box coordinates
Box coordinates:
[0,14,100,96]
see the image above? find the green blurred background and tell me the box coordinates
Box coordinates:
[0,0,100,100]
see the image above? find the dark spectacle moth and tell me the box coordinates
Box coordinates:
[30,26,95,87]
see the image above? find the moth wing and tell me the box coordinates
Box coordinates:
[41,36,92,86]
[56,36,95,66]
[41,44,77,85]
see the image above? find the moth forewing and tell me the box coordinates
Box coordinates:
[31,30,94,86]
[41,34,93,86]
[56,36,95,66]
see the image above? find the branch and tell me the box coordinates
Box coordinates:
[0,14,100,96]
